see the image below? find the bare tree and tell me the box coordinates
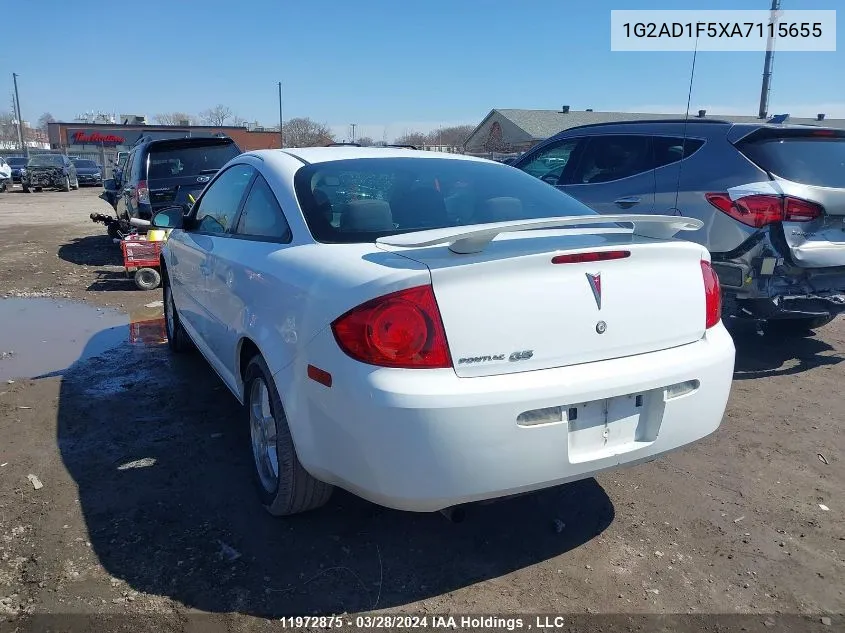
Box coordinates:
[154,112,196,126]
[356,136,374,146]
[394,131,427,147]
[425,125,474,149]
[36,112,56,131]
[282,117,335,147]
[0,111,19,148]
[230,115,247,127]
[200,104,233,126]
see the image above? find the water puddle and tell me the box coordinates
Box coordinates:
[0,298,166,382]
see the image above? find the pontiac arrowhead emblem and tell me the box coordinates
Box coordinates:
[586,272,602,310]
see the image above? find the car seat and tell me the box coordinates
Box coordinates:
[339,199,394,232]
[390,187,448,229]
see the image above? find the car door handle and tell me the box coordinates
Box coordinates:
[614,196,641,207]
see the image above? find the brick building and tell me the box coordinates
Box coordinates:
[47,121,281,153]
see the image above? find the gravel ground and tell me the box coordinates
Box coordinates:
[0,186,842,632]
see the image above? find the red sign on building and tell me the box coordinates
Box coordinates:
[71,130,126,145]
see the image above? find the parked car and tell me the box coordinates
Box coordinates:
[511,120,845,334]
[22,154,78,192]
[116,136,242,226]
[151,147,735,516]
[0,157,11,192]
[71,159,103,186]
[5,156,28,183]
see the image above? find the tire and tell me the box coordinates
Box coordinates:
[762,315,836,337]
[134,267,161,291]
[163,278,192,352]
[35,187,42,192]
[244,355,333,516]
[22,185,30,193]
[62,176,71,192]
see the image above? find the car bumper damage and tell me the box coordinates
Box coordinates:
[280,323,735,512]
[714,228,845,321]
[24,168,66,188]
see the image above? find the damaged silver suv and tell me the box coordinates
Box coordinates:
[512,120,845,334]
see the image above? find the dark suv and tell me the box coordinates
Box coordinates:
[512,120,845,334]
[116,136,242,224]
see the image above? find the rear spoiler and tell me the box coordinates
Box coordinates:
[377,214,703,255]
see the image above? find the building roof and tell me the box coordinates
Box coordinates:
[466,108,845,148]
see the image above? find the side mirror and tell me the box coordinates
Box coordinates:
[152,206,184,230]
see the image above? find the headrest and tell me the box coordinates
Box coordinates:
[342,199,394,231]
[477,196,523,223]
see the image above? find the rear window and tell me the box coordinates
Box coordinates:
[738,135,845,188]
[146,142,241,180]
[293,157,598,243]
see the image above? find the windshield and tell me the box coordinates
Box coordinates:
[294,157,598,243]
[72,160,98,169]
[7,157,27,167]
[147,143,241,179]
[739,134,845,188]
[27,155,63,167]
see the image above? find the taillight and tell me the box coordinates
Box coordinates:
[331,285,452,368]
[552,250,630,264]
[135,179,150,205]
[700,260,721,329]
[705,193,822,228]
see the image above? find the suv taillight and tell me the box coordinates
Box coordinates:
[705,193,822,228]
[331,285,452,368]
[134,179,150,205]
[701,260,721,329]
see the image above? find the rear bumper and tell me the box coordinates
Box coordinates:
[738,293,845,319]
[279,324,736,512]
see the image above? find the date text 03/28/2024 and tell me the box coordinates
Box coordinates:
[279,615,607,630]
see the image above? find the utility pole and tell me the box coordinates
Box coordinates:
[12,73,26,156]
[279,81,285,147]
[758,0,782,119]
[350,123,356,144]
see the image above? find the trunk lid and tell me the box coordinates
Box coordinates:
[148,176,210,211]
[381,231,708,378]
[735,128,845,267]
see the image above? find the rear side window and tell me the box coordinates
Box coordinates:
[738,135,845,188]
[570,135,652,184]
[653,137,705,168]
[147,142,241,180]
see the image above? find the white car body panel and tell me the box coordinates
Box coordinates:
[162,147,736,512]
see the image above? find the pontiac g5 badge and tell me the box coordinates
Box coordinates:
[586,272,602,310]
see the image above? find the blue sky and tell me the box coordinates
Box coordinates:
[4,0,842,141]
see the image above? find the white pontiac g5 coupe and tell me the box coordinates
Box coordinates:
[152,147,735,516]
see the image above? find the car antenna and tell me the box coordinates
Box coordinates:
[674,35,699,215]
